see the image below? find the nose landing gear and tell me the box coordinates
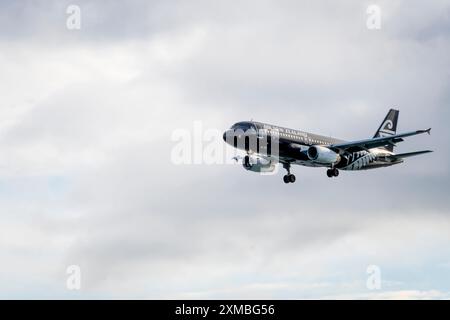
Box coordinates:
[327,168,339,178]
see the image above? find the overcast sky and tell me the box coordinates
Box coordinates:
[0,0,449,299]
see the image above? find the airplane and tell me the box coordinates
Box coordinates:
[222,109,432,183]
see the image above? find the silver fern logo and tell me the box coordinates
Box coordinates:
[344,151,377,170]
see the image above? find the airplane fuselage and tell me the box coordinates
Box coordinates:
[223,121,402,172]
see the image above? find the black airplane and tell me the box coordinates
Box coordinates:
[223,109,432,183]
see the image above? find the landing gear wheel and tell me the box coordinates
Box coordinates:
[327,168,339,178]
[283,174,296,183]
[333,168,339,177]
[282,162,296,184]
[289,174,296,183]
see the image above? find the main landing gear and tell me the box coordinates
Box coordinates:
[327,168,339,178]
[282,162,296,183]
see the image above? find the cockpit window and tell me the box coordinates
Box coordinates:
[231,122,257,132]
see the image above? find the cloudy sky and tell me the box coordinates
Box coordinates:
[0,0,449,299]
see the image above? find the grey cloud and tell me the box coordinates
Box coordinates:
[0,0,449,299]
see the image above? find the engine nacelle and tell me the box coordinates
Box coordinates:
[243,155,276,173]
[307,146,341,165]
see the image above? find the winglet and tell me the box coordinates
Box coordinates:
[417,128,432,135]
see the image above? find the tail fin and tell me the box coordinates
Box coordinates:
[373,109,399,152]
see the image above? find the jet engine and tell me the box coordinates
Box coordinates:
[242,155,276,173]
[307,146,341,165]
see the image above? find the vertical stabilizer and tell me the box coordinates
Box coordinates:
[373,109,399,151]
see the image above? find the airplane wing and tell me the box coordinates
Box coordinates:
[330,128,431,153]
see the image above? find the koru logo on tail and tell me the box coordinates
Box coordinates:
[379,119,395,136]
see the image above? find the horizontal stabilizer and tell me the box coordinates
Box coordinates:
[387,150,433,160]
